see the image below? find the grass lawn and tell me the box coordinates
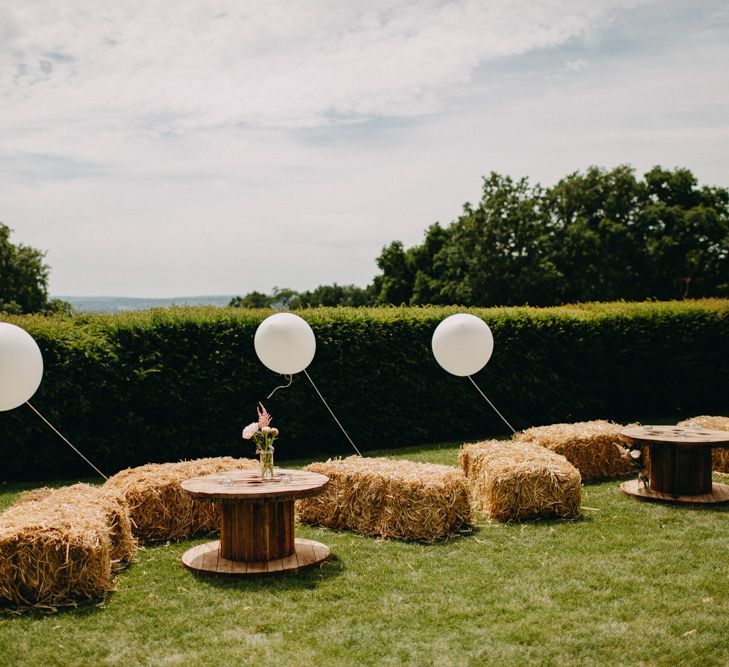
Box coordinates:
[2,442,729,666]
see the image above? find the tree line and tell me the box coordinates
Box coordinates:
[3,164,727,315]
[230,165,729,308]
[229,284,376,309]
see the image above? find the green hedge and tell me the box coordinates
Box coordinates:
[1,300,728,480]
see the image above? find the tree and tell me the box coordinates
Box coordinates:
[370,166,729,306]
[546,165,646,302]
[372,174,563,306]
[228,291,272,308]
[434,173,563,306]
[228,284,375,309]
[0,223,69,314]
[270,287,300,310]
[372,241,414,305]
[295,283,375,307]
[640,167,729,299]
[409,223,451,305]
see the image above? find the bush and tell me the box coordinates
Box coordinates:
[1,300,728,480]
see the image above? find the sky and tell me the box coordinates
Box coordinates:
[1,0,728,298]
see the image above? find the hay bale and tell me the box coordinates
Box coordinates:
[0,483,134,608]
[297,456,471,543]
[104,457,258,542]
[678,416,729,472]
[678,415,729,431]
[517,420,633,480]
[13,484,136,565]
[460,440,582,522]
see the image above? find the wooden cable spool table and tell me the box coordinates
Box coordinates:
[180,468,330,575]
[619,425,729,504]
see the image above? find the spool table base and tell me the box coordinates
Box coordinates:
[182,538,330,576]
[620,479,729,504]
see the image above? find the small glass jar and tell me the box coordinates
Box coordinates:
[259,446,275,481]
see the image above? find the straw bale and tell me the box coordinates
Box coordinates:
[0,483,134,608]
[297,456,471,543]
[517,420,633,480]
[678,416,729,472]
[13,484,136,565]
[104,456,258,542]
[460,440,582,522]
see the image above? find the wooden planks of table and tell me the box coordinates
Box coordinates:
[180,468,330,575]
[619,425,729,504]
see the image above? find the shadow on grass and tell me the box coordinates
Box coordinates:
[1,594,116,620]
[0,551,344,620]
[183,552,345,593]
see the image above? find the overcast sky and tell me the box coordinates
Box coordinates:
[1,0,728,297]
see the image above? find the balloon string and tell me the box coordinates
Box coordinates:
[466,376,517,435]
[267,375,293,399]
[303,370,363,457]
[25,402,108,480]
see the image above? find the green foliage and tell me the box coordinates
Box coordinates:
[228,166,728,308]
[1,300,727,480]
[435,174,561,306]
[0,223,49,313]
[372,241,414,305]
[294,283,375,307]
[372,165,729,306]
[230,284,375,309]
[0,224,72,315]
[228,291,272,308]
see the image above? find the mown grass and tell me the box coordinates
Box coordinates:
[2,443,729,666]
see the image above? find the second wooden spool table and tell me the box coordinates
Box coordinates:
[619,425,729,504]
[180,468,330,575]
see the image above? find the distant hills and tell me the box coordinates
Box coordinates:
[56,295,235,313]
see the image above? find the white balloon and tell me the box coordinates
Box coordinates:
[432,314,494,377]
[0,323,44,411]
[254,313,316,375]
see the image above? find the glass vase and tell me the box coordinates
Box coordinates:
[259,446,275,481]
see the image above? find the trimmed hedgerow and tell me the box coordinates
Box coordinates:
[1,300,728,480]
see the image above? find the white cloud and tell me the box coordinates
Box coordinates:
[564,58,589,71]
[0,0,636,143]
[1,0,727,297]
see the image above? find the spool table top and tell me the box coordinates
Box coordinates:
[620,425,729,448]
[181,468,329,503]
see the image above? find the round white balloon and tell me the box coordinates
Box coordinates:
[432,314,494,377]
[254,313,316,375]
[0,323,44,411]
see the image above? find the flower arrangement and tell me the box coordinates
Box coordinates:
[242,403,279,480]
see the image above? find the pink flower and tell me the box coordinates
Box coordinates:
[242,422,259,440]
[257,402,272,428]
